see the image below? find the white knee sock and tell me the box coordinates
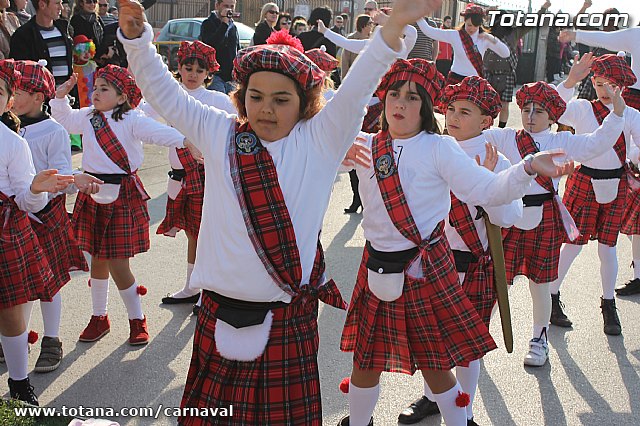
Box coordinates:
[118,283,144,320]
[550,244,582,294]
[456,359,480,420]
[22,301,34,331]
[423,379,435,400]
[0,332,28,380]
[632,235,640,279]
[348,382,379,426]
[598,243,618,299]
[171,263,199,298]
[41,292,62,338]
[432,382,468,426]
[90,278,109,316]
[529,280,551,341]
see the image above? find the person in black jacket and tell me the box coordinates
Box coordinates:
[298,6,337,58]
[199,0,239,94]
[70,0,104,51]
[252,2,278,46]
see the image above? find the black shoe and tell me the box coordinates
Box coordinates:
[8,377,39,406]
[161,294,200,304]
[70,145,82,152]
[192,304,200,316]
[468,418,480,426]
[601,297,621,335]
[337,415,373,426]
[344,200,362,214]
[615,278,640,296]
[398,396,440,424]
[550,292,572,327]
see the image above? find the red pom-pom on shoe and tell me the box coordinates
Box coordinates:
[266,29,304,52]
[455,391,470,407]
[88,279,91,288]
[28,330,39,344]
[136,285,148,296]
[339,377,350,394]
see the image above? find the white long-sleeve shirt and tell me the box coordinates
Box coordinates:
[417,19,510,77]
[0,123,48,212]
[323,24,417,57]
[483,113,625,194]
[20,118,76,199]
[354,131,533,253]
[576,28,640,91]
[445,134,523,253]
[119,23,402,303]
[557,82,640,169]
[50,98,185,174]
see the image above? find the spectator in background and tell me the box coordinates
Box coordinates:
[8,0,30,25]
[70,0,104,50]
[435,15,453,76]
[341,14,372,80]
[340,13,349,32]
[363,0,377,16]
[199,0,239,94]
[408,15,438,61]
[60,0,70,19]
[97,0,117,25]
[275,12,291,32]
[252,2,278,46]
[291,18,306,37]
[546,25,561,82]
[298,6,336,57]
[331,14,344,36]
[0,0,20,59]
[108,6,117,18]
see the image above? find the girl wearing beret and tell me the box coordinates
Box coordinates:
[117,0,436,424]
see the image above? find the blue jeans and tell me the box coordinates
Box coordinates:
[208,75,235,94]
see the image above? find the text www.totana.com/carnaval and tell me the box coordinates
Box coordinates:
[13,404,234,418]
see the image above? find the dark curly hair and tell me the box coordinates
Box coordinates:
[173,57,213,87]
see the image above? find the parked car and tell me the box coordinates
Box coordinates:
[155,17,254,70]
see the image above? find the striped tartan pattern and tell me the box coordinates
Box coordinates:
[157,191,203,238]
[362,101,383,134]
[0,191,54,308]
[561,100,627,246]
[458,29,484,77]
[449,194,496,327]
[515,130,554,192]
[177,148,205,195]
[623,87,640,110]
[621,87,640,235]
[30,195,88,295]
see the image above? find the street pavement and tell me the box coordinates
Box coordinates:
[1,99,639,425]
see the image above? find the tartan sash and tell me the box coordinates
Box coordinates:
[228,122,345,308]
[515,130,555,193]
[176,147,205,194]
[449,193,485,258]
[591,100,626,164]
[622,87,640,110]
[459,29,484,77]
[90,111,150,200]
[362,101,384,134]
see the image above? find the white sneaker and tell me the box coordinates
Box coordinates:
[523,338,549,367]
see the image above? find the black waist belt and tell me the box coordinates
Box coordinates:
[86,172,128,185]
[523,193,554,207]
[168,168,186,181]
[452,250,479,273]
[365,241,419,274]
[36,199,54,215]
[578,165,624,179]
[205,290,288,328]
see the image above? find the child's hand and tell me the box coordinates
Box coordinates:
[56,74,78,99]
[184,139,204,164]
[530,150,575,178]
[565,52,594,88]
[387,0,443,28]
[343,137,371,168]
[476,143,498,172]
[605,83,626,117]
[317,20,327,34]
[30,170,75,194]
[372,10,389,27]
[74,173,103,194]
[559,30,576,43]
[119,0,146,40]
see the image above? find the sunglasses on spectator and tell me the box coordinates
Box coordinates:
[364,7,374,11]
[267,10,278,15]
[99,3,108,6]
[84,0,97,3]
[281,21,291,25]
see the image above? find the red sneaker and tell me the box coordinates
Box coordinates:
[128,317,149,346]
[79,315,110,342]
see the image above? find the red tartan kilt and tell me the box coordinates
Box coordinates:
[502,199,564,284]
[30,195,88,295]
[179,292,322,426]
[340,239,497,374]
[562,167,626,246]
[461,255,496,329]
[622,87,640,111]
[157,182,204,238]
[0,202,55,308]
[72,177,150,259]
[621,186,640,235]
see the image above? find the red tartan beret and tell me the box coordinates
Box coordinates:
[177,40,220,73]
[591,54,637,88]
[95,64,143,108]
[0,59,21,93]
[233,30,324,91]
[15,60,56,100]
[305,47,339,72]
[461,4,484,17]
[441,76,502,119]
[515,81,566,122]
[376,58,445,105]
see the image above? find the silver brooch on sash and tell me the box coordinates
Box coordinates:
[375,154,395,179]
[236,132,259,155]
[90,114,105,131]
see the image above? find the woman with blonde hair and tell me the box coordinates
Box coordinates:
[252,2,279,46]
[71,0,104,51]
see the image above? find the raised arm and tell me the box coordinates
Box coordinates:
[478,155,523,227]
[561,27,638,55]
[417,18,459,44]
[560,111,625,162]
[131,112,185,148]
[480,32,510,58]
[49,98,92,135]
